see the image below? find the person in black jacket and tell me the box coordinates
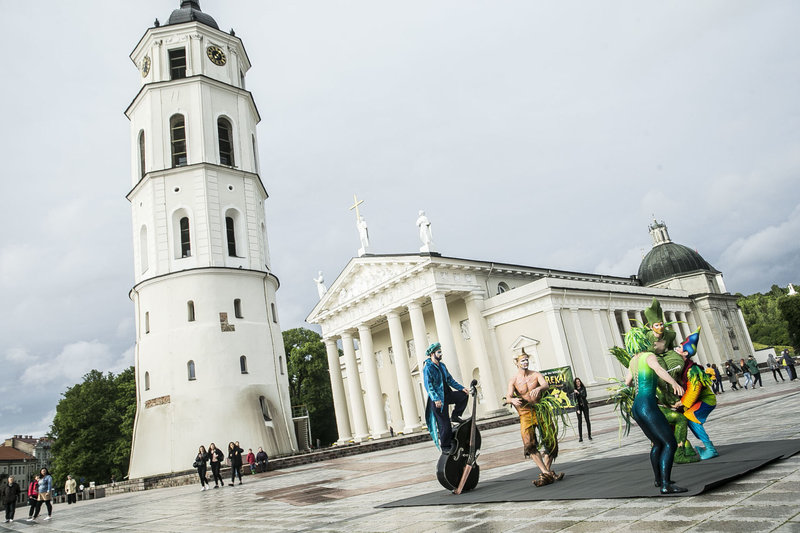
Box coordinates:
[208,443,225,488]
[572,377,592,442]
[255,447,269,473]
[228,441,244,485]
[194,445,210,491]
[2,476,22,523]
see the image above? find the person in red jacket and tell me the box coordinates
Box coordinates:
[246,449,256,474]
[26,476,39,520]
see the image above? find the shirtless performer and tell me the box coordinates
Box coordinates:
[506,350,563,487]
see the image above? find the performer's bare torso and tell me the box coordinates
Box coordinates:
[513,370,544,404]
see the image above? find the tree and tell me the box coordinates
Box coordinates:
[778,296,800,353]
[283,328,338,446]
[49,367,136,486]
[738,288,792,347]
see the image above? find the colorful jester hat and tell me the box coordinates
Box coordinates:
[681,327,701,357]
[643,297,665,327]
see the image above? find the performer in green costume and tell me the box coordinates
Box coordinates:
[642,299,699,464]
[623,325,688,493]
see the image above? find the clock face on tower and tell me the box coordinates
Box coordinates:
[206,45,227,66]
[140,56,151,77]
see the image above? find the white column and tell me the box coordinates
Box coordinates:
[735,308,756,357]
[569,308,595,383]
[429,292,464,380]
[677,311,692,340]
[608,309,624,346]
[465,293,502,411]
[635,310,645,328]
[324,337,352,443]
[667,311,683,344]
[357,324,389,438]
[407,301,430,383]
[621,310,632,333]
[593,309,617,379]
[340,331,369,441]
[695,308,723,365]
[386,310,422,433]
[544,307,571,367]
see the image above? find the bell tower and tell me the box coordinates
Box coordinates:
[126,1,297,478]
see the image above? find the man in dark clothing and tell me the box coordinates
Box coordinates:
[1,476,22,523]
[782,350,797,381]
[746,356,763,388]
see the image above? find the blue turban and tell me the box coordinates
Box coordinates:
[681,327,701,356]
[425,342,441,357]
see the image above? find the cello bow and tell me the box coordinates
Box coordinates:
[454,379,479,495]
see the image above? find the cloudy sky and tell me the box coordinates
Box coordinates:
[1,0,798,439]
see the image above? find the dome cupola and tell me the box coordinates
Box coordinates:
[167,0,219,30]
[637,219,718,285]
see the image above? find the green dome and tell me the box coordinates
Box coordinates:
[638,242,717,286]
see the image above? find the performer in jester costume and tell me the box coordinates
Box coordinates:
[623,325,688,494]
[673,327,719,459]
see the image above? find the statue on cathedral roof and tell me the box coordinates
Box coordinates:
[416,210,435,253]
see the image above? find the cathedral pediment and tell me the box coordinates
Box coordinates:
[312,257,428,317]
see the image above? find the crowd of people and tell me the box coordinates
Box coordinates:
[193,441,270,490]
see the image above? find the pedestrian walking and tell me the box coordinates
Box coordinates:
[781,349,797,381]
[740,358,753,389]
[194,445,210,491]
[29,468,53,521]
[712,364,724,393]
[26,476,38,519]
[746,356,763,388]
[208,443,225,488]
[64,475,77,504]
[767,353,786,383]
[726,361,740,390]
[1,476,21,523]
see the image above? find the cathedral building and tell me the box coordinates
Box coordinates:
[307,219,754,443]
[126,1,297,477]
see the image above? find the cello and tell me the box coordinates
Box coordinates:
[436,379,481,493]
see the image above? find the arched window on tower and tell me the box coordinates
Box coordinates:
[139,225,149,273]
[226,216,237,256]
[170,114,187,167]
[259,396,272,421]
[187,360,196,381]
[234,298,243,319]
[240,355,248,374]
[179,217,191,258]
[218,117,234,166]
[187,300,195,322]
[144,371,150,391]
[145,311,150,334]
[138,130,146,178]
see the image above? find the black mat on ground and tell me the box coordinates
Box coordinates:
[381,439,800,507]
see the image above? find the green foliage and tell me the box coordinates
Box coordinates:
[283,328,338,447]
[738,285,793,346]
[778,296,800,353]
[49,367,135,486]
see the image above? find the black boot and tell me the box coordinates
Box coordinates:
[660,481,688,494]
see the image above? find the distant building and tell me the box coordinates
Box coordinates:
[0,437,40,504]
[307,220,755,443]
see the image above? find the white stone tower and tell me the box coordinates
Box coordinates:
[126,1,297,478]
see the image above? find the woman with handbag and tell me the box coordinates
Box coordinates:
[208,443,225,488]
[25,476,38,520]
[194,445,210,491]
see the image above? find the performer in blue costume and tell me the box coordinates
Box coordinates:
[624,327,688,494]
[423,342,468,453]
